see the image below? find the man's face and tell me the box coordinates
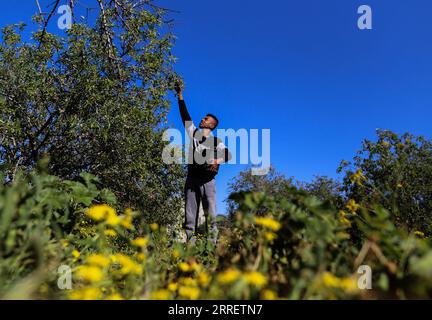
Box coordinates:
[199,115,217,130]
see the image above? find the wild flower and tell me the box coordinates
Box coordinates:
[264,232,277,242]
[414,231,425,238]
[349,169,366,186]
[112,254,142,275]
[346,199,360,214]
[87,254,110,268]
[69,287,102,300]
[198,272,211,287]
[131,237,149,248]
[77,265,104,283]
[72,249,80,260]
[168,282,178,292]
[179,277,197,286]
[254,217,281,231]
[104,229,117,237]
[243,271,267,288]
[217,269,241,284]
[339,210,351,228]
[151,289,171,300]
[321,272,357,293]
[86,204,115,222]
[178,262,191,272]
[260,289,277,300]
[106,293,124,300]
[178,286,200,300]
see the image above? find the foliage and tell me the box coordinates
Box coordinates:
[0,1,431,301]
[301,175,344,208]
[338,129,432,234]
[0,160,117,297]
[227,166,293,218]
[1,163,432,299]
[0,0,185,225]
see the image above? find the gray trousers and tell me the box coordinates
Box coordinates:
[184,175,218,244]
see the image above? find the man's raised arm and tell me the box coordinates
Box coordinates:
[175,84,196,138]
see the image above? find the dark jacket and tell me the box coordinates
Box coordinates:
[179,99,232,180]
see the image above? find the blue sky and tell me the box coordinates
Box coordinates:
[2,1,431,214]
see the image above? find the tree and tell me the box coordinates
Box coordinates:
[338,129,432,233]
[227,166,294,217]
[0,0,184,226]
[302,176,344,208]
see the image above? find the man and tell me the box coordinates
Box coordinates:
[175,83,232,245]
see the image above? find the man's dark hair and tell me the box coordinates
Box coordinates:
[206,113,219,129]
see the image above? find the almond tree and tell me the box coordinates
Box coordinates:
[0,0,185,226]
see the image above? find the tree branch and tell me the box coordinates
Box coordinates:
[38,0,61,48]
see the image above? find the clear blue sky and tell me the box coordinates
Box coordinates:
[2,1,431,215]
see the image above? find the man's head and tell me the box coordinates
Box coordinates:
[199,113,219,130]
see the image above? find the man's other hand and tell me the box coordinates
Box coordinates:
[208,163,219,173]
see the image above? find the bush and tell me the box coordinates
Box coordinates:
[0,1,185,226]
[338,129,432,234]
[1,163,431,299]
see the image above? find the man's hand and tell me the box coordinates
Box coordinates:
[174,81,184,100]
[207,158,224,173]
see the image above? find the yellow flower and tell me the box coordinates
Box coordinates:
[168,282,178,292]
[86,204,115,222]
[38,284,48,293]
[131,237,149,248]
[72,249,80,259]
[104,229,117,237]
[339,210,351,228]
[264,232,277,242]
[178,286,200,300]
[105,211,121,226]
[69,287,102,300]
[179,262,191,272]
[120,216,133,229]
[260,289,277,300]
[198,272,211,287]
[76,265,104,283]
[61,240,69,248]
[87,254,110,268]
[150,223,159,231]
[171,250,180,259]
[346,199,360,214]
[179,277,197,286]
[414,231,425,238]
[254,217,281,231]
[321,272,357,292]
[322,272,340,287]
[243,271,267,288]
[106,293,124,300]
[124,208,134,216]
[350,169,366,186]
[190,261,202,272]
[151,289,171,300]
[136,253,146,261]
[340,278,358,292]
[114,254,142,275]
[217,269,241,284]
